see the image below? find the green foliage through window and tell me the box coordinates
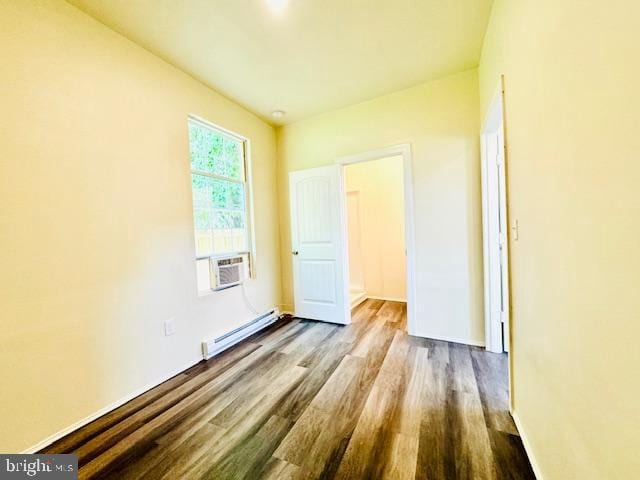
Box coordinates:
[188,119,249,256]
[189,122,244,180]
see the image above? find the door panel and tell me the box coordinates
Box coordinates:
[289,165,349,324]
[484,128,510,353]
[299,260,337,303]
[297,178,332,243]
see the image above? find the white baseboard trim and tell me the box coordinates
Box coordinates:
[366,295,407,303]
[412,332,486,347]
[350,291,367,309]
[351,296,367,309]
[512,411,543,480]
[21,356,202,454]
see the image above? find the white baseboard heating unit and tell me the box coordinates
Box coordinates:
[201,308,279,360]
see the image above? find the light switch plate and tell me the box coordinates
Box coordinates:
[511,219,520,241]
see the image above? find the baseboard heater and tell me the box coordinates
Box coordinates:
[202,308,279,360]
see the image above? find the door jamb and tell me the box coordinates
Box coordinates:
[335,144,417,336]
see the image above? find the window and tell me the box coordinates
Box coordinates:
[188,117,252,291]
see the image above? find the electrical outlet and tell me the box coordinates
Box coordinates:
[164,317,176,336]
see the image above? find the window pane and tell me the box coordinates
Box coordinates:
[188,122,243,180]
[193,208,213,232]
[194,229,214,257]
[191,174,247,256]
[192,174,245,211]
[214,210,245,230]
[193,210,247,256]
[212,211,247,253]
[222,136,244,180]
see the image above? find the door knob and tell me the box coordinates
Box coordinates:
[292,250,299,255]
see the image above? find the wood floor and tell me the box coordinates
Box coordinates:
[42,299,535,480]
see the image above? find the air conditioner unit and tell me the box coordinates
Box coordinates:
[210,253,249,290]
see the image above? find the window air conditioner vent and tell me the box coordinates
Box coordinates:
[210,254,249,290]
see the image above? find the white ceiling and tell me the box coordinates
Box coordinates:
[66,0,494,125]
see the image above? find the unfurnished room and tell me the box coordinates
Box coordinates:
[1,1,638,479]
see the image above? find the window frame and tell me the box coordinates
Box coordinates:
[188,114,256,278]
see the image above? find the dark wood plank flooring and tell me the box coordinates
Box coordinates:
[42,299,535,479]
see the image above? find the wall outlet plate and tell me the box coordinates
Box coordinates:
[164,317,176,336]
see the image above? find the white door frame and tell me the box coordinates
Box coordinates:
[336,144,417,336]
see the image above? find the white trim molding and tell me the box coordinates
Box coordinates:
[350,291,368,309]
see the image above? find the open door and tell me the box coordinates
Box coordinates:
[482,81,510,353]
[289,165,349,324]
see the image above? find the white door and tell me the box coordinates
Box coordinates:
[483,127,510,352]
[289,165,349,324]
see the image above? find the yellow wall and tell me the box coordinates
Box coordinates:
[278,69,484,343]
[0,0,280,452]
[345,156,406,300]
[479,1,640,478]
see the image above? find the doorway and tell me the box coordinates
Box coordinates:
[344,156,407,329]
[287,145,415,332]
[481,78,511,355]
[337,144,416,335]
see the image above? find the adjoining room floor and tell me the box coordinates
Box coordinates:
[43,299,535,479]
